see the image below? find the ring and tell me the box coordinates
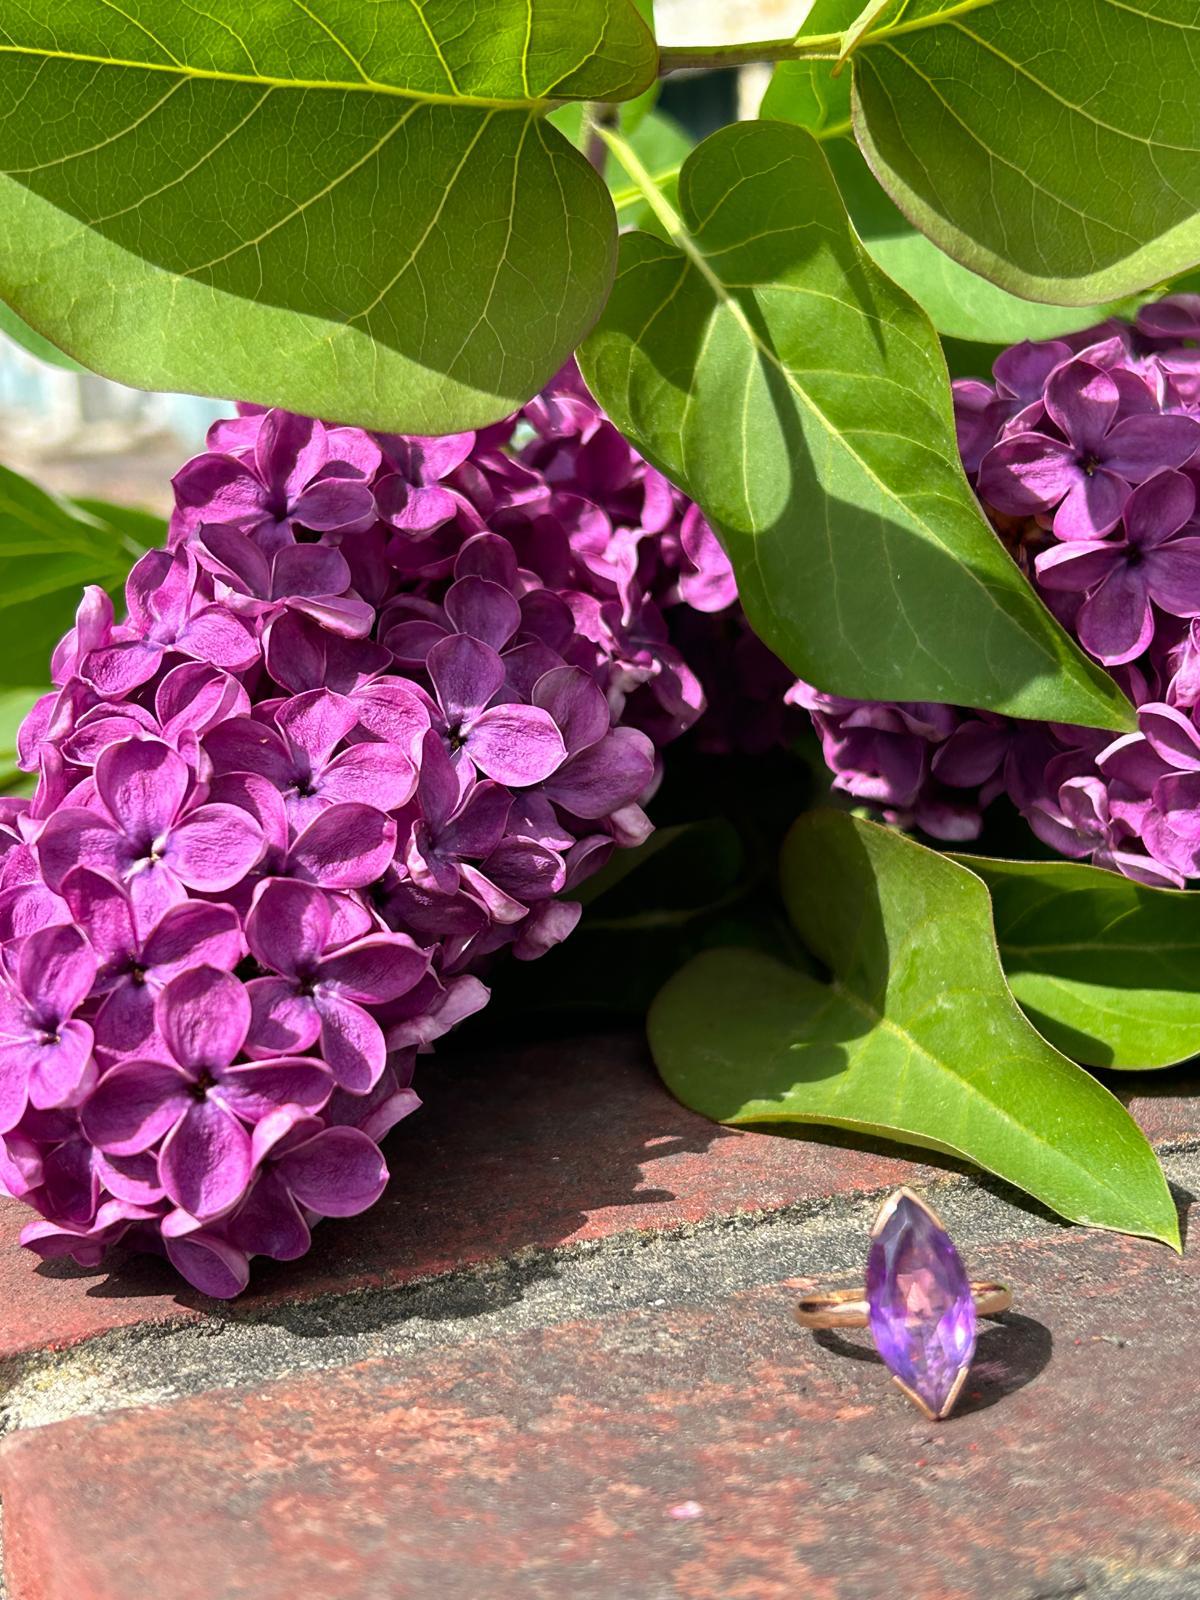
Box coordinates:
[792,1187,1014,1421]
[793,1281,1013,1328]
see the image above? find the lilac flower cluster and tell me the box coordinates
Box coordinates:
[802,298,1200,887]
[0,376,708,1295]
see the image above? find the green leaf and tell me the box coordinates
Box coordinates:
[960,855,1200,1072]
[649,811,1179,1247]
[0,466,160,687]
[0,304,85,371]
[579,119,1135,732]
[762,66,1138,342]
[0,686,43,791]
[0,0,657,434]
[760,57,851,140]
[852,0,1200,305]
[758,0,859,138]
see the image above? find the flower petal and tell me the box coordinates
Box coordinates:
[81,1058,191,1154]
[96,737,188,840]
[158,966,250,1071]
[36,809,124,894]
[289,804,397,889]
[216,1056,333,1118]
[531,666,610,755]
[202,718,293,787]
[246,878,331,976]
[60,866,137,972]
[1052,468,1129,541]
[1045,359,1119,453]
[1123,468,1196,547]
[1139,703,1200,772]
[1077,567,1155,665]
[1103,413,1200,481]
[143,900,244,981]
[977,434,1079,515]
[93,981,160,1061]
[319,743,417,811]
[465,705,566,785]
[1144,539,1200,617]
[163,803,264,891]
[318,933,429,1004]
[315,994,386,1092]
[27,1019,95,1110]
[227,1168,311,1260]
[160,1098,253,1219]
[18,922,97,1019]
[165,1233,250,1298]
[443,575,522,650]
[543,728,655,818]
[178,605,259,672]
[428,634,505,726]
[277,1126,388,1216]
[275,688,359,767]
[1034,539,1125,593]
[244,978,321,1059]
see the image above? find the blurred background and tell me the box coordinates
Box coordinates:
[0,0,804,511]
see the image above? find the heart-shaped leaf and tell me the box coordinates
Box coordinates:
[851,0,1200,304]
[650,811,1179,1246]
[579,119,1134,731]
[0,0,656,432]
[962,855,1200,1071]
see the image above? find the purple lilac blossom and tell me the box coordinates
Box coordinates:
[799,302,1200,888]
[0,372,710,1296]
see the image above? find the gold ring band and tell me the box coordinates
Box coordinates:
[793,1280,1012,1329]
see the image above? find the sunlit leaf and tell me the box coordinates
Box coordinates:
[0,0,656,432]
[651,811,1179,1246]
[580,119,1134,731]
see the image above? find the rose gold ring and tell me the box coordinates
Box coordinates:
[793,1281,1012,1329]
[791,1187,1015,1421]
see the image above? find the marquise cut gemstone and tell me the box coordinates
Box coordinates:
[865,1192,976,1417]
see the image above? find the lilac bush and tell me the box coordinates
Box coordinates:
[0,373,710,1296]
[800,299,1200,888]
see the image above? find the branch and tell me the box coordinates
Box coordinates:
[657,35,839,75]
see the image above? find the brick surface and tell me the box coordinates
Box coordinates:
[0,1036,1195,1364]
[4,1224,1197,1600]
[0,1035,927,1361]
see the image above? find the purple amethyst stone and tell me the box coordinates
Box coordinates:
[865,1190,976,1418]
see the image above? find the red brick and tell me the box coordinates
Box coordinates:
[0,1039,1194,1365]
[0,1036,922,1361]
[4,1226,1198,1600]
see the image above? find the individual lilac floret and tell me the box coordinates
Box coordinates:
[978,356,1200,541]
[0,926,96,1132]
[0,367,710,1296]
[82,967,332,1219]
[1035,470,1200,664]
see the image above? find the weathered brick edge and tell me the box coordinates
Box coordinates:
[0,1036,1192,1364]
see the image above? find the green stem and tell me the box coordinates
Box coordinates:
[597,126,684,238]
[657,35,840,74]
[654,0,1001,76]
